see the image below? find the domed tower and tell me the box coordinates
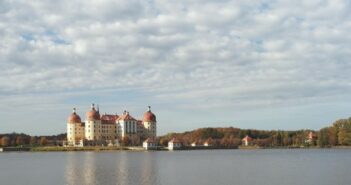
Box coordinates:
[142,106,157,138]
[85,103,102,141]
[67,108,85,145]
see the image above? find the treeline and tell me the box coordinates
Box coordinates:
[318,118,351,147]
[2,117,351,148]
[0,133,66,147]
[158,127,311,148]
[158,117,351,148]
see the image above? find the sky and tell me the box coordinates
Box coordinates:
[0,0,351,136]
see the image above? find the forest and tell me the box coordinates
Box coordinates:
[158,117,351,148]
[1,117,351,148]
[0,133,66,147]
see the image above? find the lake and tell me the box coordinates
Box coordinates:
[0,149,350,185]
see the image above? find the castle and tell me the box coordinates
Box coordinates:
[66,104,156,146]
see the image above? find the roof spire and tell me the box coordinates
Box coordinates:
[73,107,76,113]
[148,105,151,111]
[91,103,95,110]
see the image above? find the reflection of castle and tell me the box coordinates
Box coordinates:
[66,104,156,146]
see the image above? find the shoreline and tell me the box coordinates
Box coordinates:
[1,145,351,152]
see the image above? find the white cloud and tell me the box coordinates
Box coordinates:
[0,0,351,134]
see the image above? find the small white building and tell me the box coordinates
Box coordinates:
[143,138,157,150]
[191,141,199,147]
[242,135,253,146]
[168,138,182,150]
[203,141,210,147]
[203,138,214,147]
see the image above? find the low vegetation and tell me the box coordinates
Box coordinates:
[158,117,351,148]
[1,117,351,148]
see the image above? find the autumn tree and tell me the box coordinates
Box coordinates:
[15,136,24,146]
[1,136,10,147]
[159,138,169,146]
[40,137,47,146]
[121,136,130,146]
[130,135,140,146]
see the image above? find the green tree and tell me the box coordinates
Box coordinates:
[40,137,47,146]
[318,128,329,147]
[30,137,37,146]
[328,127,337,146]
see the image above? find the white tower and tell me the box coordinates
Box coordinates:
[85,104,102,141]
[142,106,157,138]
[67,108,84,145]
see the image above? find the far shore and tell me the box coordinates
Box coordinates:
[1,145,351,152]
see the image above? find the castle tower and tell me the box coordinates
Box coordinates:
[142,106,157,138]
[67,108,85,145]
[85,103,102,141]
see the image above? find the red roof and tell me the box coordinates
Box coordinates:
[117,112,137,121]
[169,138,181,143]
[143,137,157,143]
[308,132,317,139]
[86,105,100,121]
[242,135,253,142]
[68,112,81,123]
[143,111,156,122]
[101,114,118,124]
[143,106,156,122]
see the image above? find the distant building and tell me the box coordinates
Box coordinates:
[66,104,157,146]
[242,135,253,146]
[191,141,199,147]
[143,138,157,150]
[204,138,213,147]
[168,138,182,150]
[306,131,317,144]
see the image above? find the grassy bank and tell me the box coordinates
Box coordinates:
[30,146,134,152]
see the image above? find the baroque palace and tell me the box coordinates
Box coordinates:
[66,104,156,146]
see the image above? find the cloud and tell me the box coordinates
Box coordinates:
[0,0,351,134]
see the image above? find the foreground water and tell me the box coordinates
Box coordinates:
[0,149,350,185]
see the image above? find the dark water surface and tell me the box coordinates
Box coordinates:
[0,149,350,185]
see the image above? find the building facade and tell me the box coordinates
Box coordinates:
[242,135,253,146]
[168,138,182,150]
[66,104,157,146]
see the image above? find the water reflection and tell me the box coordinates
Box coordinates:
[61,150,351,185]
[65,152,158,185]
[83,152,96,185]
[115,152,129,185]
[65,152,85,185]
[141,152,157,185]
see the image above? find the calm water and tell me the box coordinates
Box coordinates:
[0,149,350,185]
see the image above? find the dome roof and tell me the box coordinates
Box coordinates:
[143,106,156,122]
[86,104,100,121]
[68,108,81,123]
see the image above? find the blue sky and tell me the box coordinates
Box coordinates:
[0,0,351,135]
